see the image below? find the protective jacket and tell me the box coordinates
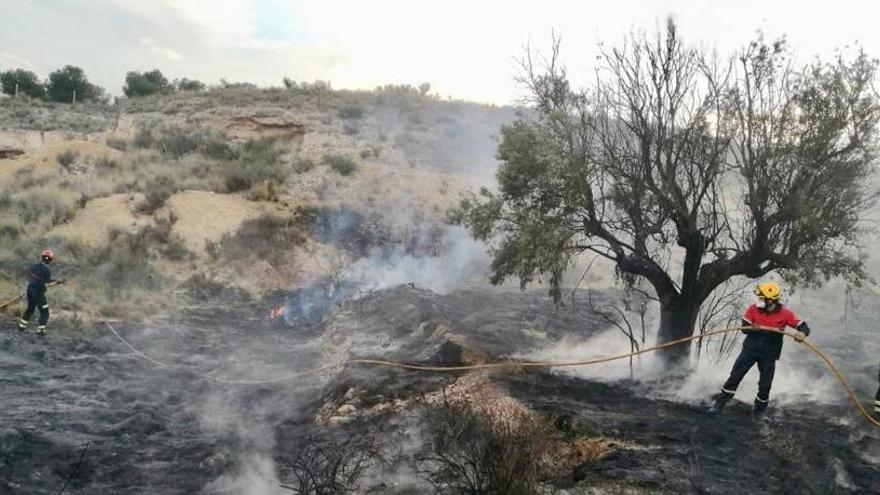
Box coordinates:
[741,303,808,360]
[26,262,52,293]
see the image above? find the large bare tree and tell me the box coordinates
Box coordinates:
[454,22,880,360]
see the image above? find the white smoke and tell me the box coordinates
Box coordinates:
[189,335,329,494]
[205,454,284,495]
[524,302,850,408]
[344,225,489,294]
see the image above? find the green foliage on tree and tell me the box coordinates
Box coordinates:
[454,23,880,357]
[175,78,205,92]
[123,69,173,97]
[45,65,103,103]
[0,68,45,98]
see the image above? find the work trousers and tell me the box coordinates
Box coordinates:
[875,364,879,402]
[22,287,49,326]
[721,348,776,403]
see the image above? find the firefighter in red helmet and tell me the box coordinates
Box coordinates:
[18,250,63,336]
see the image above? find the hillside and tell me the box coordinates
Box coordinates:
[1,88,878,494]
[0,86,516,321]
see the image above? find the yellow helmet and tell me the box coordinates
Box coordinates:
[755,281,781,301]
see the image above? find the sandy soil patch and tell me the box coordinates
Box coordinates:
[50,193,149,246]
[0,137,120,184]
[164,190,295,252]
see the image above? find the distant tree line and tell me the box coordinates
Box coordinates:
[123,70,205,96]
[0,66,206,102]
[0,66,104,103]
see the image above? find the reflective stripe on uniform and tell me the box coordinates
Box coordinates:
[754,395,769,403]
[41,304,48,309]
[721,387,736,395]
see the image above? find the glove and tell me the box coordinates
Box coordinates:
[794,331,807,342]
[797,321,811,337]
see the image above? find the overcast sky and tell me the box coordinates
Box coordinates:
[3,0,880,104]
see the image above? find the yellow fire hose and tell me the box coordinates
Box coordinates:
[95,315,880,429]
[348,325,880,429]
[0,291,24,311]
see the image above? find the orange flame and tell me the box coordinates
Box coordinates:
[268,306,285,319]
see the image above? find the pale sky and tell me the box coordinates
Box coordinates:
[3,0,880,104]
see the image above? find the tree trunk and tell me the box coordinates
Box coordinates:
[656,293,700,365]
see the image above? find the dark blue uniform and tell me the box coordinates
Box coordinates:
[19,262,53,330]
[715,303,809,416]
[875,365,879,414]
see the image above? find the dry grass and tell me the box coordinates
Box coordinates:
[0,83,513,325]
[413,371,618,492]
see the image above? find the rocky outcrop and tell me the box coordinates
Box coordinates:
[0,146,24,159]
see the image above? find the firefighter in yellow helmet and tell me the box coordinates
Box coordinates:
[711,281,811,418]
[874,365,879,416]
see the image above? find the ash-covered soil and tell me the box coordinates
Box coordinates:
[1,286,878,494]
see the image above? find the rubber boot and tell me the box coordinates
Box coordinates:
[874,400,879,416]
[18,318,28,331]
[751,398,768,419]
[710,391,734,414]
[35,325,46,336]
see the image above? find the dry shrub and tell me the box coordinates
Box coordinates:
[137,175,177,213]
[419,395,554,495]
[549,437,615,472]
[247,179,278,202]
[105,136,128,151]
[213,214,307,261]
[279,433,379,494]
[322,154,358,176]
[56,149,79,168]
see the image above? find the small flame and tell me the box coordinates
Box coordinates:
[268,306,285,320]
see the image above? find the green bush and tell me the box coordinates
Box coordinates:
[105,136,128,151]
[123,69,172,97]
[223,138,287,191]
[338,105,364,119]
[0,69,45,98]
[199,135,237,160]
[323,154,358,176]
[138,175,177,213]
[46,65,103,103]
[133,127,154,149]
[90,221,189,288]
[133,124,235,160]
[56,149,79,168]
[150,217,190,260]
[95,228,159,289]
[0,222,23,243]
[215,214,307,260]
[156,130,200,158]
[2,190,79,226]
[94,156,120,174]
[223,168,255,193]
[293,157,315,174]
[175,78,205,92]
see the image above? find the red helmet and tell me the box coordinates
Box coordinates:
[41,249,54,262]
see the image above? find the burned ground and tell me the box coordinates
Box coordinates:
[1,286,878,494]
